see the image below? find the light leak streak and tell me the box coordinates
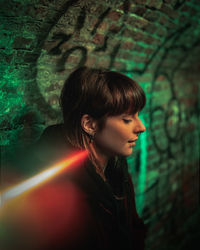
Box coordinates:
[0,150,88,207]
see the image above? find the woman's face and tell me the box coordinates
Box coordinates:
[94,112,146,159]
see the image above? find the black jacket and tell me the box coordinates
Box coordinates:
[3,124,146,250]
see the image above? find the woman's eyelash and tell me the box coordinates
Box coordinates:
[123,119,132,124]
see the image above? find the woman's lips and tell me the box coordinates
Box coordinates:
[128,138,138,143]
[128,138,138,146]
[128,141,136,147]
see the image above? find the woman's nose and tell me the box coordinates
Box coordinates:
[136,118,146,133]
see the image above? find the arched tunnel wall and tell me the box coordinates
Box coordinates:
[1,0,200,249]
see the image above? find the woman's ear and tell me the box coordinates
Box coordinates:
[81,114,97,136]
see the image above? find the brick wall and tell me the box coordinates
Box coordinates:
[1,0,200,249]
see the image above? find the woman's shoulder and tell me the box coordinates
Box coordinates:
[25,124,76,172]
[38,123,66,143]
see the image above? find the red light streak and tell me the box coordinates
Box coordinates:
[0,150,88,207]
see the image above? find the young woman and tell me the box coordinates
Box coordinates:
[3,67,147,250]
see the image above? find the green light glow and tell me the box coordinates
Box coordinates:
[125,72,148,215]
[136,116,147,216]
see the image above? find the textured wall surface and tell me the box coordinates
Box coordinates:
[1,0,200,249]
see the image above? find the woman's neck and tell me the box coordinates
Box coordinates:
[89,142,108,180]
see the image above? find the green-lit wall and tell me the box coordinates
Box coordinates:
[1,0,200,249]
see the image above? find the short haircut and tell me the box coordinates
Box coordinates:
[60,66,146,149]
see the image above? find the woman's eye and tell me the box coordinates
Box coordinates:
[123,119,132,124]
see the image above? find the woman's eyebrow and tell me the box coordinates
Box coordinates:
[122,112,139,118]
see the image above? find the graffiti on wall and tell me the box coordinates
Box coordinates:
[35,0,131,121]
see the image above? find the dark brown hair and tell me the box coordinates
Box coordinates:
[60,66,146,149]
